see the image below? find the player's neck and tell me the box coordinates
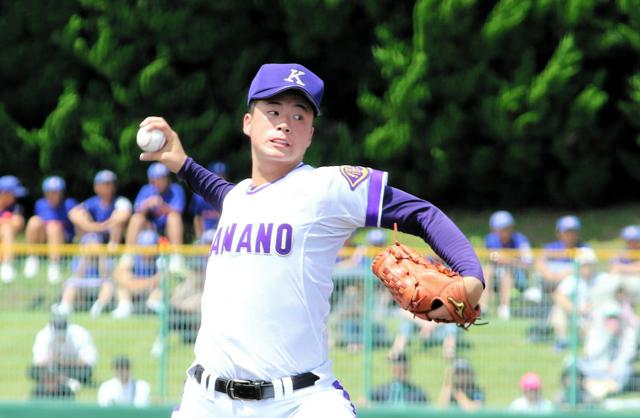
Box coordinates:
[251,160,301,187]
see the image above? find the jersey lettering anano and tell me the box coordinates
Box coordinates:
[194,164,387,381]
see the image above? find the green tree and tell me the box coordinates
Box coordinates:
[361,0,640,207]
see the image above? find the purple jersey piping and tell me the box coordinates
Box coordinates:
[246,163,306,195]
[332,380,357,416]
[365,170,387,227]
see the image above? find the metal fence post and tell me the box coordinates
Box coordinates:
[569,255,580,409]
[156,240,170,402]
[363,255,375,402]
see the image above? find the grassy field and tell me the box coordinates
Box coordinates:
[0,258,570,407]
[0,304,567,407]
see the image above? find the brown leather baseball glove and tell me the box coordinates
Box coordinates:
[371,237,481,329]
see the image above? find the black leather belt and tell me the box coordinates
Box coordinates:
[193,364,319,400]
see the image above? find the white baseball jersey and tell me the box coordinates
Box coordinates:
[193,164,387,381]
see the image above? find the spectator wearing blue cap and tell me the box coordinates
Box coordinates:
[126,163,185,273]
[483,211,533,319]
[112,229,163,319]
[24,176,78,283]
[188,161,226,242]
[0,175,28,283]
[69,170,132,247]
[610,225,640,302]
[536,215,590,291]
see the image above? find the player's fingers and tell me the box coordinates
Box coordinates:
[427,306,453,321]
[139,116,167,127]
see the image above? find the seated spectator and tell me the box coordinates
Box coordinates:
[24,176,78,283]
[189,161,226,242]
[31,365,75,400]
[0,175,27,283]
[483,210,533,319]
[549,248,602,352]
[388,310,462,358]
[167,229,211,344]
[509,372,554,413]
[98,355,150,407]
[438,358,485,411]
[29,313,97,390]
[554,365,597,408]
[579,303,638,400]
[112,229,162,319]
[536,215,590,293]
[371,352,428,405]
[610,225,640,302]
[69,170,132,246]
[126,163,185,273]
[51,233,114,317]
[331,280,392,351]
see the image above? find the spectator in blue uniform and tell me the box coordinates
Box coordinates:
[112,229,162,319]
[69,170,132,246]
[24,176,78,283]
[0,175,27,283]
[483,211,532,319]
[125,163,185,273]
[536,215,590,292]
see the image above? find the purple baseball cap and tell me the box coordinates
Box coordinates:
[247,63,324,116]
[621,225,640,241]
[0,175,27,197]
[556,215,581,232]
[147,163,170,179]
[94,169,117,185]
[42,176,66,193]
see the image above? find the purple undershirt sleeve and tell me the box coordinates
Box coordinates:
[177,157,235,212]
[380,186,485,285]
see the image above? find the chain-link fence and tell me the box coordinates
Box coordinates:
[1,243,639,413]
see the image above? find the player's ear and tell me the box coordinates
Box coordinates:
[242,113,252,137]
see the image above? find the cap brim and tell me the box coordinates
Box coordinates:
[250,85,321,116]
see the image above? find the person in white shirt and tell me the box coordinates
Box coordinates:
[548,247,601,351]
[30,313,97,387]
[509,372,553,413]
[98,355,151,407]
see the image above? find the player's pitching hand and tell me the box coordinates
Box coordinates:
[138,116,188,173]
[426,276,484,321]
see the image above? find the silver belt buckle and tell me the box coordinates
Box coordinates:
[226,378,251,400]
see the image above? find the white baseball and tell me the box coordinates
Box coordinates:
[136,128,166,152]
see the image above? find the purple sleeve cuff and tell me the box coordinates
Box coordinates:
[365,170,388,227]
[380,186,484,285]
[177,157,235,211]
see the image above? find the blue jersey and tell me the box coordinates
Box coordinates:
[34,197,77,239]
[543,240,590,264]
[485,231,530,250]
[133,256,158,277]
[134,183,185,229]
[189,194,221,232]
[81,195,127,222]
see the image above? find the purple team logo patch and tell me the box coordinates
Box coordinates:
[339,166,370,190]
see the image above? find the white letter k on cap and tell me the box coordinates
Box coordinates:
[284,69,305,86]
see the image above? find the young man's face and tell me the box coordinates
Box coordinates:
[496,227,513,244]
[94,182,116,200]
[0,191,15,208]
[243,92,314,166]
[557,230,579,247]
[150,176,169,193]
[45,191,63,206]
